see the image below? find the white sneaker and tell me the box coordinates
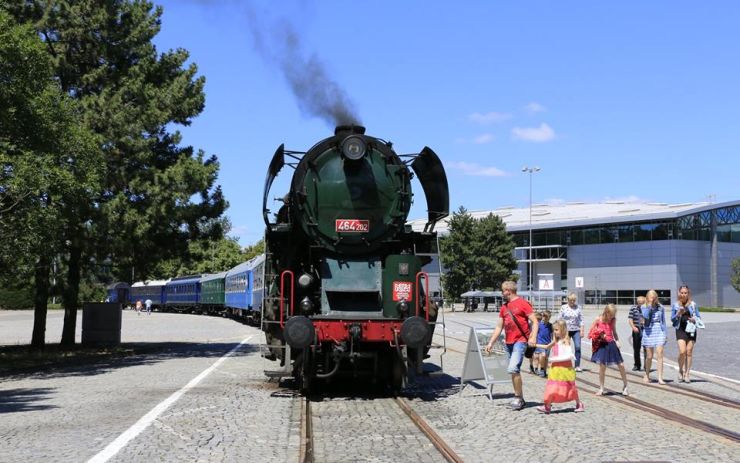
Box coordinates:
[575,367,583,372]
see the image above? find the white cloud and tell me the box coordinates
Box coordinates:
[468,111,511,125]
[511,123,555,142]
[524,102,546,114]
[448,161,507,177]
[472,133,495,144]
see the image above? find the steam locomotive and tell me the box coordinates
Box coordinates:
[261,125,449,391]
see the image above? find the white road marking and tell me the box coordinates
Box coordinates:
[87,335,254,463]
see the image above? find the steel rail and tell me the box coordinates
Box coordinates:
[577,376,740,443]
[394,397,465,463]
[300,396,314,463]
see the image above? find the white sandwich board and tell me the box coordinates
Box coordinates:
[459,326,510,400]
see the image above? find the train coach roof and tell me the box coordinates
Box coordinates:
[131,279,169,287]
[106,282,130,290]
[200,272,227,283]
[166,275,201,285]
[225,254,265,277]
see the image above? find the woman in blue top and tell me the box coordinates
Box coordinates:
[641,289,667,384]
[671,285,702,383]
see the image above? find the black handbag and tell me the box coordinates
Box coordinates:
[505,305,536,358]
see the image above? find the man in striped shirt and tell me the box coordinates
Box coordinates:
[628,296,647,371]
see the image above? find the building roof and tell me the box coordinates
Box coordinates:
[409,200,739,234]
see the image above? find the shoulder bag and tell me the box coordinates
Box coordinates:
[505,304,536,358]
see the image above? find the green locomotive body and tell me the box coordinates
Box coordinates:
[262,126,448,390]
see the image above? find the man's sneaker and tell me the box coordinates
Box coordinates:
[510,398,525,411]
[536,405,551,414]
[575,367,583,372]
[574,402,585,413]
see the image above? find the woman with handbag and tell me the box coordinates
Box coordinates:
[641,289,667,384]
[671,285,702,383]
[536,320,584,414]
[559,293,585,372]
[590,304,629,396]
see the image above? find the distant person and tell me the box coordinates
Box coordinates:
[641,290,667,384]
[135,299,142,315]
[485,280,539,411]
[671,285,702,383]
[628,296,647,371]
[533,310,553,377]
[559,292,584,372]
[145,298,153,315]
[589,304,629,396]
[530,312,543,375]
[536,319,584,414]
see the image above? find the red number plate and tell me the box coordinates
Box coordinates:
[335,219,369,233]
[392,281,413,301]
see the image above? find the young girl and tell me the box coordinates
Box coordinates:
[590,304,629,395]
[536,320,584,414]
[641,289,667,384]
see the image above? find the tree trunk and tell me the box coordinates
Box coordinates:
[31,255,50,348]
[60,244,81,346]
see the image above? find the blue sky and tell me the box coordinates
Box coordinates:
[153,1,740,246]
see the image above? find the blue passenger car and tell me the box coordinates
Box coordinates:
[165,275,202,309]
[129,279,168,308]
[106,282,130,304]
[225,254,265,316]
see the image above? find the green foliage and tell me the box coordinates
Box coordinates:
[732,258,740,294]
[474,213,518,290]
[439,207,477,300]
[3,2,228,342]
[243,238,266,261]
[440,207,518,300]
[0,287,34,310]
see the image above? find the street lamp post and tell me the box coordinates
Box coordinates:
[522,166,541,298]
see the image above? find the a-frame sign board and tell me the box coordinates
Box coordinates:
[459,326,510,400]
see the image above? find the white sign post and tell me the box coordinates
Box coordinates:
[538,273,554,290]
[460,327,510,400]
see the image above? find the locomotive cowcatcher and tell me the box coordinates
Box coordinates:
[261,125,449,391]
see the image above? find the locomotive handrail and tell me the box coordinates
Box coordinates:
[279,270,295,328]
[415,271,430,321]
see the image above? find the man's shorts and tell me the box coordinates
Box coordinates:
[505,342,527,374]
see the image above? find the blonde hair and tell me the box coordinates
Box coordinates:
[552,320,571,345]
[567,293,577,303]
[501,280,517,293]
[600,303,617,322]
[646,289,659,307]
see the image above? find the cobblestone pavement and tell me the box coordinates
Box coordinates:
[1,309,739,462]
[310,397,447,463]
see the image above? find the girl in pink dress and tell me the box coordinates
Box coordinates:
[536,320,584,414]
[589,304,629,396]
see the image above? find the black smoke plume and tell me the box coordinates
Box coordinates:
[246,10,360,127]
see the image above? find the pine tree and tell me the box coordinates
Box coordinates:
[4,1,227,344]
[439,207,477,300]
[474,213,518,291]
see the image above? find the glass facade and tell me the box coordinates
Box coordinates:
[585,289,671,306]
[512,205,740,247]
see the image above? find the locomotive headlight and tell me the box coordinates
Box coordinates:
[300,296,314,314]
[341,135,366,161]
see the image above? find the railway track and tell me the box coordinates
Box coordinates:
[300,394,464,463]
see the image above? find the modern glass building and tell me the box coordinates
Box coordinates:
[410,200,740,308]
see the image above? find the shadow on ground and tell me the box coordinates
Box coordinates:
[0,387,58,413]
[0,342,258,381]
